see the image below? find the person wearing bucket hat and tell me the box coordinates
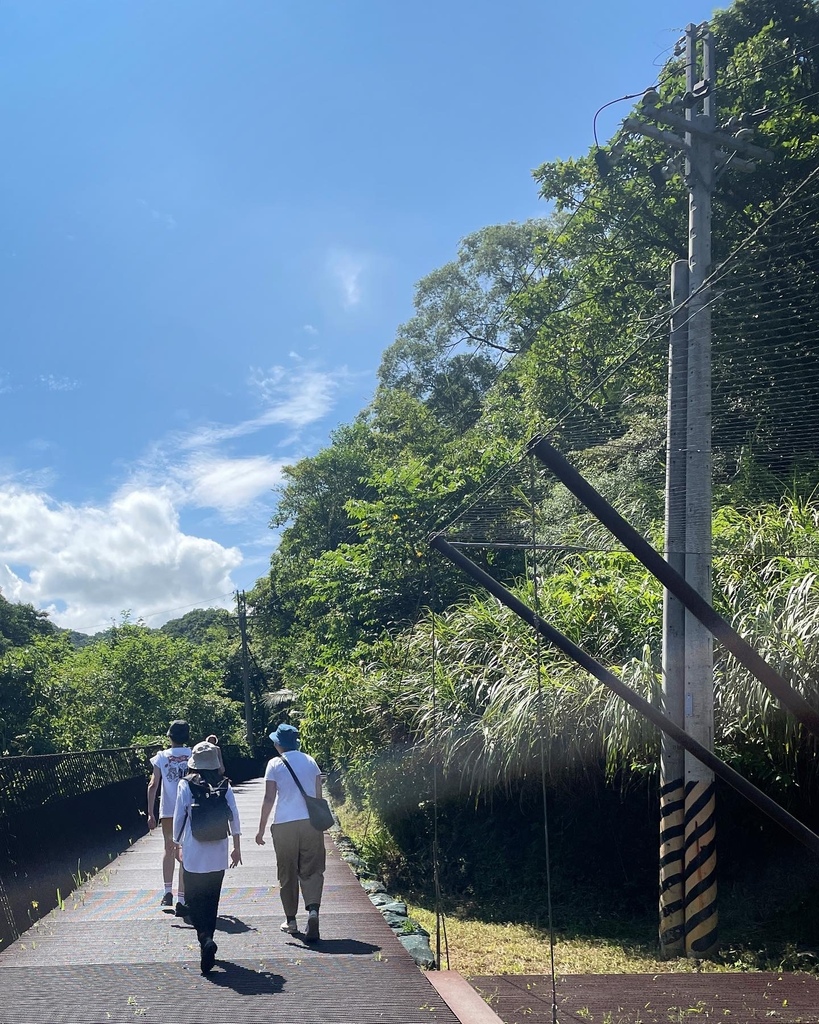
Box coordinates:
[255,723,326,941]
[147,720,192,913]
[173,741,242,974]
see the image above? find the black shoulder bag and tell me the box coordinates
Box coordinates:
[279,755,335,832]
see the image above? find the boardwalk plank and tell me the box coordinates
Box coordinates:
[0,778,458,1024]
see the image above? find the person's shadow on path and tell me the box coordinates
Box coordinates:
[283,937,380,955]
[205,960,285,994]
[216,914,255,934]
[171,915,255,935]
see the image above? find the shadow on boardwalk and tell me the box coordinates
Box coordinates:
[0,778,460,1024]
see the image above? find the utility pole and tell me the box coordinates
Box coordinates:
[659,259,688,957]
[682,23,718,959]
[236,590,255,755]
[623,20,771,958]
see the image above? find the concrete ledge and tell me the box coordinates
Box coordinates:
[426,970,505,1024]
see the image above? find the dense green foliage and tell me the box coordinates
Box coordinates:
[245,0,819,743]
[4,2,819,942]
[0,605,247,756]
[238,0,819,876]
[0,592,56,654]
[160,607,232,645]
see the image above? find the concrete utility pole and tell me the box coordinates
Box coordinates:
[624,20,772,957]
[681,23,717,960]
[236,590,255,755]
[659,259,689,957]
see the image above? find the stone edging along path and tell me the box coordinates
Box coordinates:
[331,826,437,969]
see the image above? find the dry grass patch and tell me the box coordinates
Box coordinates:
[406,906,744,977]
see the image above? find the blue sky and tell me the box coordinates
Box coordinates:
[0,0,716,633]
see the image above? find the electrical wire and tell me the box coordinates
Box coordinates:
[719,41,819,93]
[435,154,819,554]
[529,454,559,1024]
[593,88,657,149]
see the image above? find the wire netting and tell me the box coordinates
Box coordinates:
[438,163,819,565]
[0,747,158,817]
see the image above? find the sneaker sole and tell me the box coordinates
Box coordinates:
[200,939,218,974]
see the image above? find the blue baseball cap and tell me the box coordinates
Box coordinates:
[269,723,300,750]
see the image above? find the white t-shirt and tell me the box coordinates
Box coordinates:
[150,746,192,818]
[264,751,322,824]
[173,778,241,874]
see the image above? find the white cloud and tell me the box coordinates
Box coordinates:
[178,365,345,451]
[0,485,241,631]
[327,249,365,308]
[181,455,287,513]
[250,365,342,427]
[138,198,177,231]
[302,324,318,335]
[0,357,360,629]
[39,374,80,392]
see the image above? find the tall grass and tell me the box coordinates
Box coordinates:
[300,496,819,804]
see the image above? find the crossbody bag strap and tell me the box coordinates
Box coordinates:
[279,753,311,810]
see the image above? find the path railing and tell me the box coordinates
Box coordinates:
[0,746,160,949]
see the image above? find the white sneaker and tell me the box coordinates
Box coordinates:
[305,908,320,942]
[280,917,298,933]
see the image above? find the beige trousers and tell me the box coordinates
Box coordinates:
[271,818,326,918]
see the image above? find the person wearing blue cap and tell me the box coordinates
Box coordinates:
[255,723,325,941]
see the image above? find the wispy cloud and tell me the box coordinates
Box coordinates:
[181,455,288,514]
[250,364,343,427]
[138,198,177,231]
[178,364,346,450]
[0,354,364,629]
[327,249,365,309]
[123,360,353,527]
[303,324,319,335]
[38,374,80,392]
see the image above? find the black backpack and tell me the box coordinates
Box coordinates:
[186,777,232,842]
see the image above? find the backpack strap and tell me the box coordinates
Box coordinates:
[174,808,188,845]
[172,779,232,843]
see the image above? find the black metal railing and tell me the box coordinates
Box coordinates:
[0,746,159,817]
[0,744,264,949]
[0,746,159,949]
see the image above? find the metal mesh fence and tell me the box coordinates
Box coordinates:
[0,746,159,817]
[438,163,819,564]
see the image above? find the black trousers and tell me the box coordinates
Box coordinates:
[183,867,224,944]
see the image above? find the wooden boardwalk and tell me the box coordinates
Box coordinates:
[4,775,819,1023]
[0,778,463,1024]
[471,972,819,1023]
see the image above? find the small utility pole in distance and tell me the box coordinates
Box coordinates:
[236,590,255,756]
[622,21,771,958]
